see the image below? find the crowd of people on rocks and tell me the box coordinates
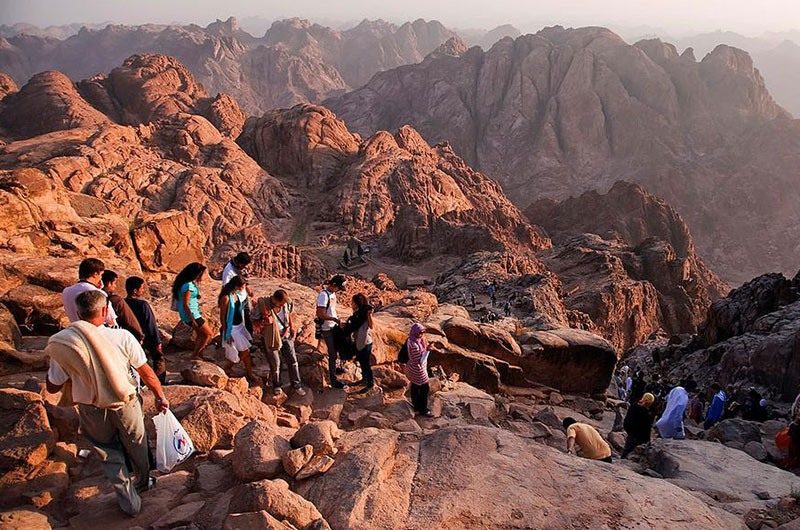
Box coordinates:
[42,255,437,516]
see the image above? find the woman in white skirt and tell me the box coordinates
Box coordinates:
[219,276,261,385]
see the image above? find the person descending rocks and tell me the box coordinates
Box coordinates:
[62,257,117,326]
[621,392,656,458]
[222,252,253,334]
[704,382,727,429]
[563,417,612,463]
[742,388,768,422]
[317,275,346,389]
[219,276,261,385]
[172,262,214,360]
[343,293,375,394]
[125,276,166,385]
[253,289,306,396]
[503,300,511,317]
[101,270,144,343]
[405,323,433,417]
[45,290,169,516]
[655,379,697,439]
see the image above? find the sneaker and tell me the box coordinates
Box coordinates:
[294,386,307,397]
[135,475,157,493]
[272,386,284,396]
[331,380,347,390]
[423,409,434,418]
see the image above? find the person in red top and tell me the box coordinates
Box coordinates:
[404,323,433,417]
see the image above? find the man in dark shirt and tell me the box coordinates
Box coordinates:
[101,271,144,343]
[125,276,166,384]
[621,392,656,458]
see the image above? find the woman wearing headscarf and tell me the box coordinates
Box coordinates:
[621,392,656,458]
[404,323,432,417]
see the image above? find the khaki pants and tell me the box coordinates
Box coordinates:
[78,397,150,516]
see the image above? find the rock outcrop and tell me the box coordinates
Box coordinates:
[624,269,800,399]
[325,27,800,283]
[531,181,728,350]
[240,104,550,260]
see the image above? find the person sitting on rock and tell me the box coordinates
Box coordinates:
[125,276,166,385]
[563,417,612,463]
[317,275,346,389]
[101,270,144,343]
[703,382,727,429]
[343,293,375,394]
[655,379,696,439]
[62,257,117,326]
[253,289,306,396]
[222,252,253,334]
[45,290,169,516]
[621,393,656,458]
[172,262,213,360]
[219,276,261,386]
[405,323,433,417]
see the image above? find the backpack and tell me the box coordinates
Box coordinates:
[397,339,409,364]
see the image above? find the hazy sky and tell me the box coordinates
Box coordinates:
[1,0,799,36]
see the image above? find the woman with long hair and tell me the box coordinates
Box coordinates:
[219,276,261,384]
[172,262,213,359]
[344,293,375,394]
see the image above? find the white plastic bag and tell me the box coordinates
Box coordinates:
[153,409,195,472]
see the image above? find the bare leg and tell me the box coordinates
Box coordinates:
[191,322,213,359]
[240,350,262,385]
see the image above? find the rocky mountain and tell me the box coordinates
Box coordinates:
[324,26,800,284]
[530,181,728,349]
[626,269,800,401]
[0,17,455,114]
[459,24,521,49]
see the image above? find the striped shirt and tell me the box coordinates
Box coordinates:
[404,339,429,385]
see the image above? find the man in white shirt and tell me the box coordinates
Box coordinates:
[46,290,169,516]
[222,252,253,333]
[62,258,117,326]
[316,275,346,388]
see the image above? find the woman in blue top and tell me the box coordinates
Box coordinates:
[218,276,261,385]
[172,262,213,360]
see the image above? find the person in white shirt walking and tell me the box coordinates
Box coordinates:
[316,275,346,389]
[62,258,117,326]
[46,290,169,516]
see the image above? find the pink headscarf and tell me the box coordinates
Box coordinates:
[409,322,426,351]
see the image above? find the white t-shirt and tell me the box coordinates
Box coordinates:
[316,290,337,331]
[276,306,288,334]
[62,282,117,325]
[222,262,247,302]
[48,325,148,405]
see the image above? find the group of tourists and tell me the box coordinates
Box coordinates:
[43,254,437,516]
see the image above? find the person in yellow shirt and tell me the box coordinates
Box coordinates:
[563,417,612,463]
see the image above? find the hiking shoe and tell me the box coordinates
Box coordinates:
[294,386,307,397]
[331,380,347,390]
[423,409,434,418]
[136,475,157,493]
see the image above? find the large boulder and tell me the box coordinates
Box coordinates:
[132,211,206,273]
[290,421,341,456]
[707,419,763,446]
[181,360,229,389]
[297,425,742,529]
[442,317,521,360]
[647,439,797,504]
[228,479,330,530]
[517,328,618,394]
[232,420,291,482]
[0,389,55,473]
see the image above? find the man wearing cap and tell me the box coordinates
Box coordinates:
[622,392,656,458]
[317,275,346,388]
